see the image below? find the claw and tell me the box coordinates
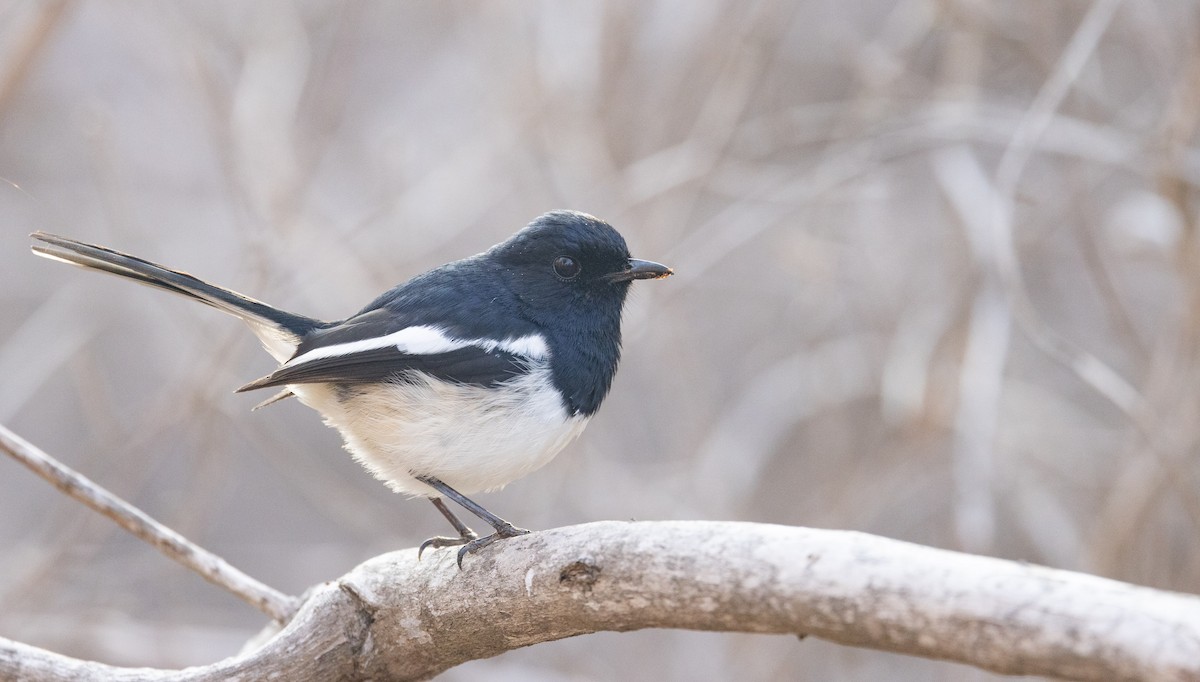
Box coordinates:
[454,523,530,569]
[418,530,478,560]
[417,477,532,568]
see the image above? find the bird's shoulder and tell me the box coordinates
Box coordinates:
[237,258,546,393]
[298,257,535,357]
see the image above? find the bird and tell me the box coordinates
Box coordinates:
[30,210,672,567]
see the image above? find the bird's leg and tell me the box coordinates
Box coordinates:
[416,475,530,568]
[418,497,479,559]
[432,497,477,538]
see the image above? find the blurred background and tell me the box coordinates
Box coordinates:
[1,0,1198,679]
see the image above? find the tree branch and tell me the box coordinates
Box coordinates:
[2,521,1198,681]
[0,423,298,623]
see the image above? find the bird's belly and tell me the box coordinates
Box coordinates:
[290,369,588,497]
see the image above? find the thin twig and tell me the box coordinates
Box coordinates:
[990,0,1144,419]
[0,423,298,623]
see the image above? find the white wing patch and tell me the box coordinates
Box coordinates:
[499,333,550,359]
[283,325,549,369]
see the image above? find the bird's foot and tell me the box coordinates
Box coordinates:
[455,523,530,569]
[418,529,479,560]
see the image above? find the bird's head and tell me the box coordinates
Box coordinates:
[492,211,672,321]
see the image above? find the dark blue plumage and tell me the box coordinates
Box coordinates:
[31,210,671,566]
[259,211,644,416]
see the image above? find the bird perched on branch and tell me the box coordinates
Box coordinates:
[31,211,672,566]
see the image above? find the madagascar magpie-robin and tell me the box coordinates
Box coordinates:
[31,211,671,566]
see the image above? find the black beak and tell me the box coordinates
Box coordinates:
[606,258,674,283]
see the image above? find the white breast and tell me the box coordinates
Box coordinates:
[289,364,588,497]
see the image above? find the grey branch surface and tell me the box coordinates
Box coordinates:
[2,521,1199,682]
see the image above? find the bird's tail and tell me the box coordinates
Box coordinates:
[30,231,322,361]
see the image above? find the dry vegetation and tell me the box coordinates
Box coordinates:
[1,1,1199,680]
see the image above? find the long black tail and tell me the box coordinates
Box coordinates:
[30,232,322,360]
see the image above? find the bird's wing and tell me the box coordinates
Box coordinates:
[236,344,528,392]
[235,311,546,392]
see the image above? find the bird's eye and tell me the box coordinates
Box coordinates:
[553,256,581,280]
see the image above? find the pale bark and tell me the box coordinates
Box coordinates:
[2,521,1199,681]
